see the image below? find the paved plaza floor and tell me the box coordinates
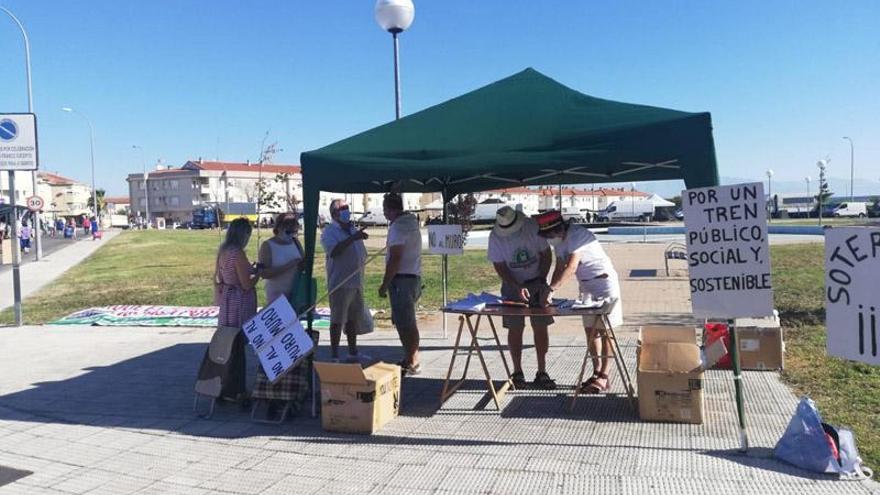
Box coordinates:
[1,243,877,494]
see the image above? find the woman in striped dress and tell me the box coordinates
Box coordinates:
[214,218,261,401]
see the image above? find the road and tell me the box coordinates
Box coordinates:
[0,232,93,274]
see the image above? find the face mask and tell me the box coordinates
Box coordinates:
[279,230,294,242]
[547,237,562,247]
[339,210,351,223]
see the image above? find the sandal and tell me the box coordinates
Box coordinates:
[511,371,528,389]
[533,371,557,390]
[580,372,611,394]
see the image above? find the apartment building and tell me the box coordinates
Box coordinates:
[127,159,302,223]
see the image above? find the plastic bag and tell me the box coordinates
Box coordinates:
[357,305,374,335]
[774,397,873,479]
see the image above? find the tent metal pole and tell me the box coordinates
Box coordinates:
[728,318,750,452]
[441,188,450,339]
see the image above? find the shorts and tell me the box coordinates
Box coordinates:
[389,275,421,331]
[500,278,554,329]
[20,239,31,249]
[329,287,366,331]
[578,274,623,328]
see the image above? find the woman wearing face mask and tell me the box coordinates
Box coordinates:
[253,213,307,419]
[258,213,304,304]
[535,210,623,394]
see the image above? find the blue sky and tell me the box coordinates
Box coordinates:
[1,0,877,196]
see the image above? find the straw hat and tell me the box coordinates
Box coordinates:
[493,206,525,237]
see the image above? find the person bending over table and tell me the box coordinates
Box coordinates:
[536,210,623,394]
[488,206,556,390]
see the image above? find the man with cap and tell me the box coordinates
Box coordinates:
[536,209,622,394]
[487,206,556,389]
[379,192,423,375]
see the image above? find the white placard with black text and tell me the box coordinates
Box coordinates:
[242,296,314,382]
[825,227,880,366]
[427,224,465,255]
[682,182,773,319]
[0,113,39,171]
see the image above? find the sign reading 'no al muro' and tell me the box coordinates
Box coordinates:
[825,227,880,366]
[242,296,315,383]
[682,182,774,319]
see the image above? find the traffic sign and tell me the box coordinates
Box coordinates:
[26,195,44,212]
[0,113,39,171]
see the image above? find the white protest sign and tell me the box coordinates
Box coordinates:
[0,113,39,171]
[242,297,314,382]
[682,182,773,319]
[427,224,464,255]
[825,227,880,366]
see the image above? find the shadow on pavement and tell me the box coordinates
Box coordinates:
[701,447,842,481]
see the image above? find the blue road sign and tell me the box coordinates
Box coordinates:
[0,119,18,141]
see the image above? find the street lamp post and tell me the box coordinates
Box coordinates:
[375,0,414,120]
[805,176,811,217]
[132,145,149,228]
[766,169,774,221]
[61,107,98,224]
[842,137,854,202]
[1,6,41,262]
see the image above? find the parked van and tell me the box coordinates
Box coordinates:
[598,200,656,222]
[829,202,867,218]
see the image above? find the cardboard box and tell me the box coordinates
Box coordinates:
[314,361,401,434]
[638,326,705,424]
[733,316,784,371]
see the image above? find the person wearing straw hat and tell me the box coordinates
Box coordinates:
[536,209,622,394]
[321,199,369,362]
[488,206,556,390]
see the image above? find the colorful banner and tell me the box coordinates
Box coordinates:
[51,304,332,329]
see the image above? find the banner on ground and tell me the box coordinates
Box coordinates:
[682,182,774,319]
[825,227,880,366]
[51,304,331,329]
[427,224,465,255]
[242,297,315,383]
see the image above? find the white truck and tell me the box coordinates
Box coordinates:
[598,199,656,222]
[829,202,867,218]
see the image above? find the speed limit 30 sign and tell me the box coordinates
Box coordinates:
[26,195,44,211]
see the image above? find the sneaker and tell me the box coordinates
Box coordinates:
[511,371,528,389]
[402,362,422,376]
[533,371,557,390]
[345,353,373,365]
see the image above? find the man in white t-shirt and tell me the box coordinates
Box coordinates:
[487,206,556,390]
[537,209,622,395]
[321,199,369,361]
[378,192,423,375]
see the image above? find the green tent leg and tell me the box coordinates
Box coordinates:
[728,319,750,452]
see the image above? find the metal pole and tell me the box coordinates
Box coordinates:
[728,319,750,451]
[8,171,23,326]
[87,118,97,225]
[441,188,449,339]
[1,7,41,261]
[392,31,401,120]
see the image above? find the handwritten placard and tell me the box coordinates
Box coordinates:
[243,297,315,382]
[428,224,465,255]
[825,227,880,366]
[682,182,774,319]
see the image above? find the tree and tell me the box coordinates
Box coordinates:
[87,189,106,215]
[669,195,682,208]
[447,193,477,243]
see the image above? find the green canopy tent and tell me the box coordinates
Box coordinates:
[300,67,719,285]
[298,68,748,445]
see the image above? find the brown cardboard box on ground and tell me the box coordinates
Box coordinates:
[638,326,706,424]
[733,315,784,371]
[313,361,401,434]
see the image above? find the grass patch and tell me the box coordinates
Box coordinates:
[0,229,499,325]
[771,243,879,469]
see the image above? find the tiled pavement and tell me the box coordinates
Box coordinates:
[1,242,877,494]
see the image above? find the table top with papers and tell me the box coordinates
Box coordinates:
[443,295,616,317]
